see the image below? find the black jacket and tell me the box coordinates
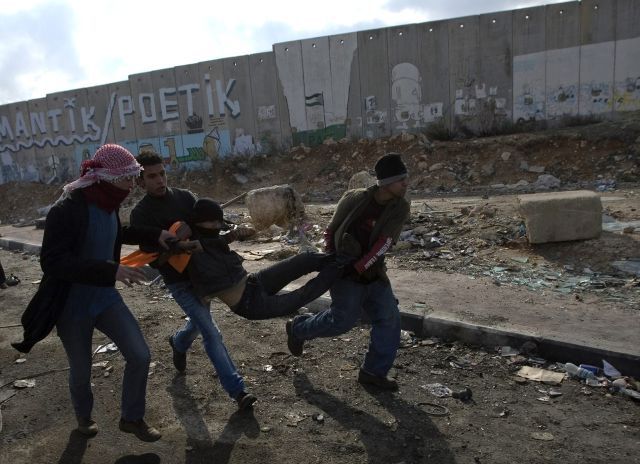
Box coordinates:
[187,234,247,299]
[12,190,161,353]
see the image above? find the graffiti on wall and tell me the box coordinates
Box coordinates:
[513,51,546,122]
[614,37,640,112]
[0,74,254,181]
[579,42,615,115]
[546,48,579,119]
[390,63,444,131]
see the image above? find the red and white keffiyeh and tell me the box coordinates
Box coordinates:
[62,144,141,195]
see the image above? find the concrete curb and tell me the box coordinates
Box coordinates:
[302,296,640,378]
[3,239,637,378]
[0,238,41,255]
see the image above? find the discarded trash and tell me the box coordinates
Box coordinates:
[422,383,452,398]
[614,387,640,401]
[611,259,640,277]
[579,364,601,376]
[15,358,26,364]
[500,346,520,357]
[93,343,118,355]
[598,358,625,380]
[516,366,564,385]
[564,363,596,380]
[531,432,554,441]
[285,411,307,427]
[13,379,36,389]
[417,402,449,416]
[451,387,473,402]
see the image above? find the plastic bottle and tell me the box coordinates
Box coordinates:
[564,362,596,380]
[579,364,602,376]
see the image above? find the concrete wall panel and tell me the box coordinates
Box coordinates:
[579,41,615,115]
[545,2,580,119]
[0,102,38,183]
[108,80,138,155]
[46,88,92,179]
[387,24,420,134]
[513,51,546,122]
[417,20,450,130]
[27,98,52,182]
[129,72,160,155]
[513,6,546,56]
[546,2,580,50]
[151,67,187,167]
[580,0,616,44]
[358,28,390,139]
[197,59,231,159]
[223,55,256,156]
[274,40,305,146]
[330,33,361,140]
[448,16,480,132]
[616,0,640,40]
[546,47,580,119]
[478,11,513,126]
[613,36,640,112]
[301,37,334,145]
[248,52,281,154]
[173,63,212,168]
[86,84,117,146]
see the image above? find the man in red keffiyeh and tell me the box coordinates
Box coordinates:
[13,144,173,442]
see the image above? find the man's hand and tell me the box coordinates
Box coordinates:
[116,265,147,287]
[158,230,177,250]
[175,240,203,253]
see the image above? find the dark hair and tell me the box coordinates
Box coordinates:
[136,151,163,176]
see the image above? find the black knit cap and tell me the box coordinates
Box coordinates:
[191,198,224,224]
[374,153,408,186]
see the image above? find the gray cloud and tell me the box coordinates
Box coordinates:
[0,2,84,104]
[383,0,557,20]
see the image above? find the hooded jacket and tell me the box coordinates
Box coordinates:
[325,185,410,283]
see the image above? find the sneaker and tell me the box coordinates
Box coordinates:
[286,317,304,356]
[119,418,162,442]
[76,417,98,436]
[168,335,186,373]
[236,391,257,410]
[357,368,398,391]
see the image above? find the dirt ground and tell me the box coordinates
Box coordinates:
[1,115,640,463]
[0,248,639,464]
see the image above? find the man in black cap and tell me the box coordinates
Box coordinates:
[285,153,410,391]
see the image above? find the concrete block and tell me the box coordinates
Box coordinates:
[517,190,602,244]
[246,185,305,231]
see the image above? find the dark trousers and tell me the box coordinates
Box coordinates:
[0,260,6,284]
[232,252,340,320]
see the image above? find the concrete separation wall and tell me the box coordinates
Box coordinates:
[1,0,639,184]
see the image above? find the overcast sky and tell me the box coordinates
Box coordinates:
[0,0,569,105]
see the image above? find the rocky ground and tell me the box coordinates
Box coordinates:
[0,113,639,463]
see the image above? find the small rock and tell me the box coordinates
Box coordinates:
[501,151,511,161]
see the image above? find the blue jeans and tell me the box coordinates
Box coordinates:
[57,300,150,421]
[292,278,401,377]
[233,252,341,320]
[167,281,245,399]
